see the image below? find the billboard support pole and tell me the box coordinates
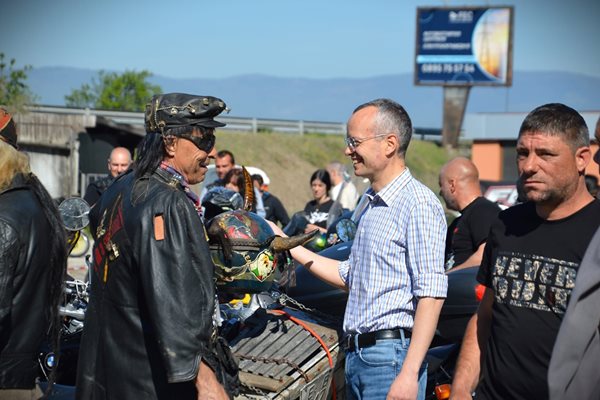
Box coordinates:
[442,85,471,148]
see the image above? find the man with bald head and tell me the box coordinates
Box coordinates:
[439,157,500,271]
[84,146,132,207]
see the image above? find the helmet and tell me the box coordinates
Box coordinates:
[202,186,243,221]
[207,209,317,294]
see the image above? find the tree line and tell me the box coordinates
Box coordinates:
[0,53,162,112]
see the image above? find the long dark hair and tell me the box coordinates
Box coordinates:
[310,169,332,192]
[134,126,201,178]
[26,173,67,394]
[134,132,165,178]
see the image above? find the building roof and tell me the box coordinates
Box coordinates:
[462,110,600,141]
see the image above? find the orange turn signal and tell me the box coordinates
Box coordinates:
[474,284,486,302]
[435,383,452,400]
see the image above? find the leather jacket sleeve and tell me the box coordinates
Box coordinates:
[0,219,18,338]
[137,190,216,383]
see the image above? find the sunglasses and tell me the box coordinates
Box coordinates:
[344,133,389,152]
[178,130,216,153]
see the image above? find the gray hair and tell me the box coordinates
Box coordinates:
[353,98,413,157]
[327,161,346,175]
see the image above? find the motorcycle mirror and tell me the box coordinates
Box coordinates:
[58,197,91,231]
[335,218,357,242]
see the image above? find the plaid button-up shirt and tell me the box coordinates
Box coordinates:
[339,168,448,335]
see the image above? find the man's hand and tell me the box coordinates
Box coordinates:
[387,369,418,400]
[196,361,229,400]
[386,297,444,400]
[266,220,346,289]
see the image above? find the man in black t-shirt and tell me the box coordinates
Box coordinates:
[439,157,500,271]
[450,104,600,400]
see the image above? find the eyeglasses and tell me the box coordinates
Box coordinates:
[178,130,216,153]
[344,133,390,151]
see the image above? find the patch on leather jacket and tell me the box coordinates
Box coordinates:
[154,214,165,240]
[94,194,126,283]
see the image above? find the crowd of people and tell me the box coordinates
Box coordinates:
[1,95,599,400]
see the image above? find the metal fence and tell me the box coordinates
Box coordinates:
[220,116,347,135]
[28,105,442,139]
[28,105,347,136]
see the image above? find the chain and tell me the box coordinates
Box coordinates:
[235,353,310,382]
[275,292,312,312]
[240,382,270,399]
[276,293,342,325]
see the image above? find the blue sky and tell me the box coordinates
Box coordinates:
[2,0,599,80]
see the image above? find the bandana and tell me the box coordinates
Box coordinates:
[159,161,202,216]
[0,108,18,149]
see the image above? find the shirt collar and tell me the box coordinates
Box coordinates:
[365,168,412,206]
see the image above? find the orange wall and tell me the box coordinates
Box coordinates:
[472,142,503,181]
[471,142,600,182]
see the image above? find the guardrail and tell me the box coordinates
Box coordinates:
[27,105,441,139]
[219,116,347,135]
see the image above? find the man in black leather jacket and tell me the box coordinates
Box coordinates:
[76,93,232,399]
[83,146,132,207]
[0,108,67,398]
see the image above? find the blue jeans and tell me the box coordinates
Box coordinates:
[345,337,428,400]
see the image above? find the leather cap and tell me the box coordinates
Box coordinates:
[0,108,17,149]
[145,93,227,134]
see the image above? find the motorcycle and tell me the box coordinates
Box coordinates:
[37,197,91,399]
[34,192,481,399]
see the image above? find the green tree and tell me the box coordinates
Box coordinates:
[64,82,96,109]
[0,53,38,112]
[65,70,162,112]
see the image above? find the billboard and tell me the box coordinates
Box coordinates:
[415,6,513,86]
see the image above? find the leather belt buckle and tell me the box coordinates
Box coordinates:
[343,328,411,352]
[358,333,377,349]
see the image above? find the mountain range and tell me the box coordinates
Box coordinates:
[26,67,600,128]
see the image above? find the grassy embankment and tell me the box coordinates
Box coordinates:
[213,130,454,214]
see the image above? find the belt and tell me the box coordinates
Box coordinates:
[343,328,411,352]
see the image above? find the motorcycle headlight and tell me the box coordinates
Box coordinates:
[44,353,55,369]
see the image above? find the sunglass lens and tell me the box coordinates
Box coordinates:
[184,133,216,152]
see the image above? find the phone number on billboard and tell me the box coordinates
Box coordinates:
[421,64,476,74]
